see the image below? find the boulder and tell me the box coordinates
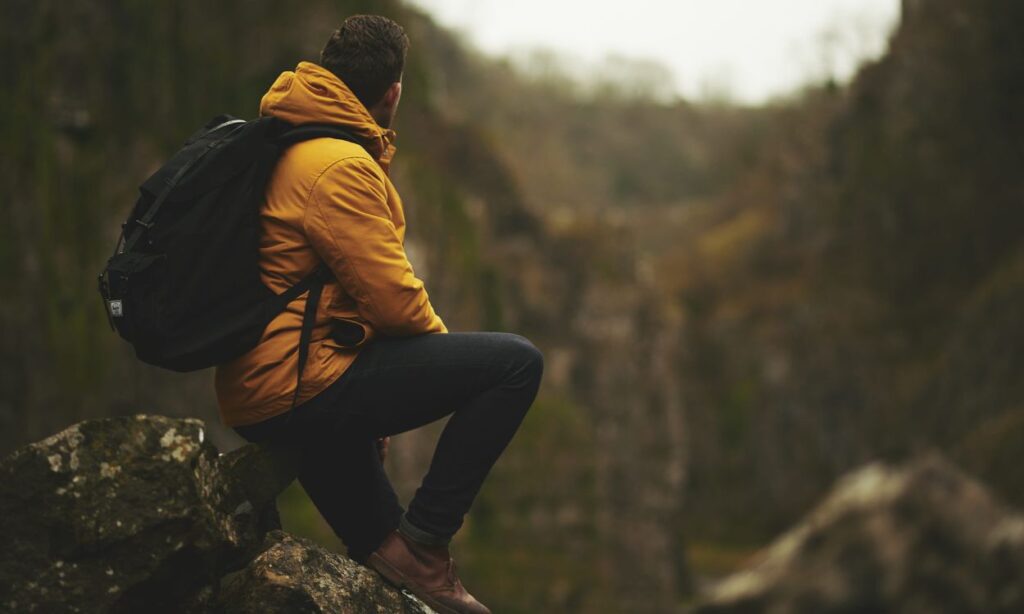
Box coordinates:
[693,454,1024,614]
[0,415,432,613]
[0,415,280,612]
[217,530,434,613]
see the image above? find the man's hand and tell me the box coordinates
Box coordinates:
[376,436,390,463]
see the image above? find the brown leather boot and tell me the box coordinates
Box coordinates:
[367,529,491,614]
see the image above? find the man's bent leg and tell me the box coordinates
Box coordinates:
[344,331,542,614]
[253,331,545,561]
[233,373,406,565]
[295,426,404,564]
[404,335,543,540]
[322,331,545,543]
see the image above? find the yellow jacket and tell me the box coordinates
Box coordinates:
[215,61,448,427]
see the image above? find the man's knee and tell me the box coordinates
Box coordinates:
[502,333,544,380]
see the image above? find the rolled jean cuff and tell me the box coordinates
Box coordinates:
[399,512,451,546]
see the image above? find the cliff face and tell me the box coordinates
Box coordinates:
[620,0,1024,544]
[0,415,433,613]
[420,0,1024,602]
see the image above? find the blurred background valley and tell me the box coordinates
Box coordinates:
[2,0,1022,611]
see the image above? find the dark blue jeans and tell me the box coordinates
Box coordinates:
[233,331,544,563]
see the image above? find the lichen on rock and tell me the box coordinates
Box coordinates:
[0,415,432,613]
[217,530,435,613]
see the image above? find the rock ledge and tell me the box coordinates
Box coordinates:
[0,415,434,613]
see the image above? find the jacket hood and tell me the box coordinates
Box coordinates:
[259,61,396,169]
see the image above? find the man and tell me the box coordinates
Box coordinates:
[215,15,543,614]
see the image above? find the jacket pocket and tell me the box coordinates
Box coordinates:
[323,316,375,350]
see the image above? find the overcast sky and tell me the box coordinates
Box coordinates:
[406,0,901,104]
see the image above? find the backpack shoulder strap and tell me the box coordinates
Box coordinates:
[273,265,332,432]
[289,266,329,411]
[268,264,331,314]
[276,124,364,150]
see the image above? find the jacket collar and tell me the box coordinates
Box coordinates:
[259,61,397,171]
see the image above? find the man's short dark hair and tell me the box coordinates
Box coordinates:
[320,15,409,108]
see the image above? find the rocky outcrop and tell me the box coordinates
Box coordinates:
[693,454,1024,614]
[0,415,433,613]
[218,530,433,613]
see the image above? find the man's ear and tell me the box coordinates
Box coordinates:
[368,81,403,128]
[383,81,402,108]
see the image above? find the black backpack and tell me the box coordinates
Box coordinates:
[98,114,361,404]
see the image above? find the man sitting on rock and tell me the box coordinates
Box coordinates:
[215,14,544,614]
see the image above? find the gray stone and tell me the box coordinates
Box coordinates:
[0,414,438,613]
[693,454,1024,614]
[0,415,280,612]
[217,530,436,613]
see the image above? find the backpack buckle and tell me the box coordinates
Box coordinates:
[97,272,117,331]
